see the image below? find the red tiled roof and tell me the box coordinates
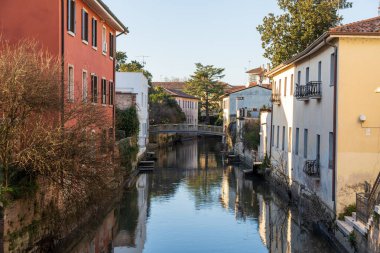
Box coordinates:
[246,66,266,74]
[223,83,272,96]
[330,16,380,34]
[152,82,186,90]
[164,88,198,100]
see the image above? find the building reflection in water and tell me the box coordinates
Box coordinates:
[65,138,334,253]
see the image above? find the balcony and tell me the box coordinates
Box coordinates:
[271,93,281,105]
[295,81,322,101]
[303,160,320,177]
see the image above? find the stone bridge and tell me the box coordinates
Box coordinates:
[149,124,225,136]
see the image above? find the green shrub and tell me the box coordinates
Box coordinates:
[338,204,356,220]
[116,107,140,138]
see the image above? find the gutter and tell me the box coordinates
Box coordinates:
[325,38,338,216]
[61,0,65,128]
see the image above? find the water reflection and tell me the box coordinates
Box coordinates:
[66,137,333,253]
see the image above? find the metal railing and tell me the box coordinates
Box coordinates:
[271,92,281,105]
[295,81,322,100]
[149,124,224,135]
[356,192,370,223]
[303,160,320,177]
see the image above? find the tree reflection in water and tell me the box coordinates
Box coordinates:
[63,137,335,253]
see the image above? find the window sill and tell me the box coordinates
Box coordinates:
[92,46,98,51]
[110,56,114,61]
[109,105,114,107]
[102,51,107,56]
[67,31,75,37]
[82,40,89,45]
[102,104,107,107]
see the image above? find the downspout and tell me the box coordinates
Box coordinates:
[269,99,273,158]
[325,37,338,216]
[61,0,65,128]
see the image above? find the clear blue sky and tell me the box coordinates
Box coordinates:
[108,0,378,86]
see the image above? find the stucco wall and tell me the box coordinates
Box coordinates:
[115,92,136,110]
[228,86,272,116]
[336,37,380,213]
[175,97,198,124]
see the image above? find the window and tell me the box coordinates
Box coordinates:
[306,67,310,84]
[272,126,275,147]
[67,0,76,34]
[282,126,285,151]
[109,81,114,105]
[82,70,87,102]
[316,134,320,161]
[68,65,74,102]
[276,126,279,148]
[92,18,97,48]
[290,74,294,95]
[329,132,334,169]
[278,79,282,95]
[141,93,144,107]
[288,127,292,153]
[284,77,287,96]
[295,128,299,155]
[101,79,107,104]
[297,71,301,85]
[318,61,322,82]
[109,33,114,58]
[81,9,89,42]
[102,26,107,54]
[304,129,308,159]
[91,74,98,103]
[330,53,336,85]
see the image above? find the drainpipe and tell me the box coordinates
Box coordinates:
[269,88,274,159]
[325,38,338,216]
[61,0,65,128]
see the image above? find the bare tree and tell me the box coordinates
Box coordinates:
[0,39,122,248]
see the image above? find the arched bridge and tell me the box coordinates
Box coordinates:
[149,124,225,136]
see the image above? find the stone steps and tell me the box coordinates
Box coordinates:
[337,219,353,236]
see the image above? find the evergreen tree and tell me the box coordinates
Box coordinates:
[185,63,225,125]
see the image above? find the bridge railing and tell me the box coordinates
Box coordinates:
[150,124,224,135]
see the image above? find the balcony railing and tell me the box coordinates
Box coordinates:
[303,160,320,177]
[271,93,281,105]
[295,81,322,100]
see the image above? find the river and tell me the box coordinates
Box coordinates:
[65,137,335,253]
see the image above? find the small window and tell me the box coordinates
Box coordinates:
[109,81,114,105]
[101,79,107,104]
[92,18,97,47]
[276,126,279,148]
[91,74,98,103]
[288,127,292,153]
[67,0,76,34]
[290,74,294,95]
[272,126,275,147]
[68,65,74,102]
[329,132,334,169]
[109,33,114,58]
[81,9,89,42]
[82,70,87,102]
[102,26,107,54]
[278,79,282,96]
[282,126,285,151]
[304,129,308,159]
[330,53,336,86]
[306,67,310,84]
[284,77,287,97]
[295,128,299,155]
[297,71,301,85]
[318,61,322,82]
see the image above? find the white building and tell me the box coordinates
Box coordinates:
[163,88,199,125]
[265,17,380,218]
[116,72,150,151]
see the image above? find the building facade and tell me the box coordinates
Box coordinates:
[266,17,380,217]
[116,72,150,151]
[1,0,128,138]
[164,88,199,125]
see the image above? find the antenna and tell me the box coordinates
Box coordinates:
[136,55,150,66]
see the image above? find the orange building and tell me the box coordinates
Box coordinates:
[0,0,128,135]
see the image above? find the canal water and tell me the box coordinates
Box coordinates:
[66,137,335,253]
